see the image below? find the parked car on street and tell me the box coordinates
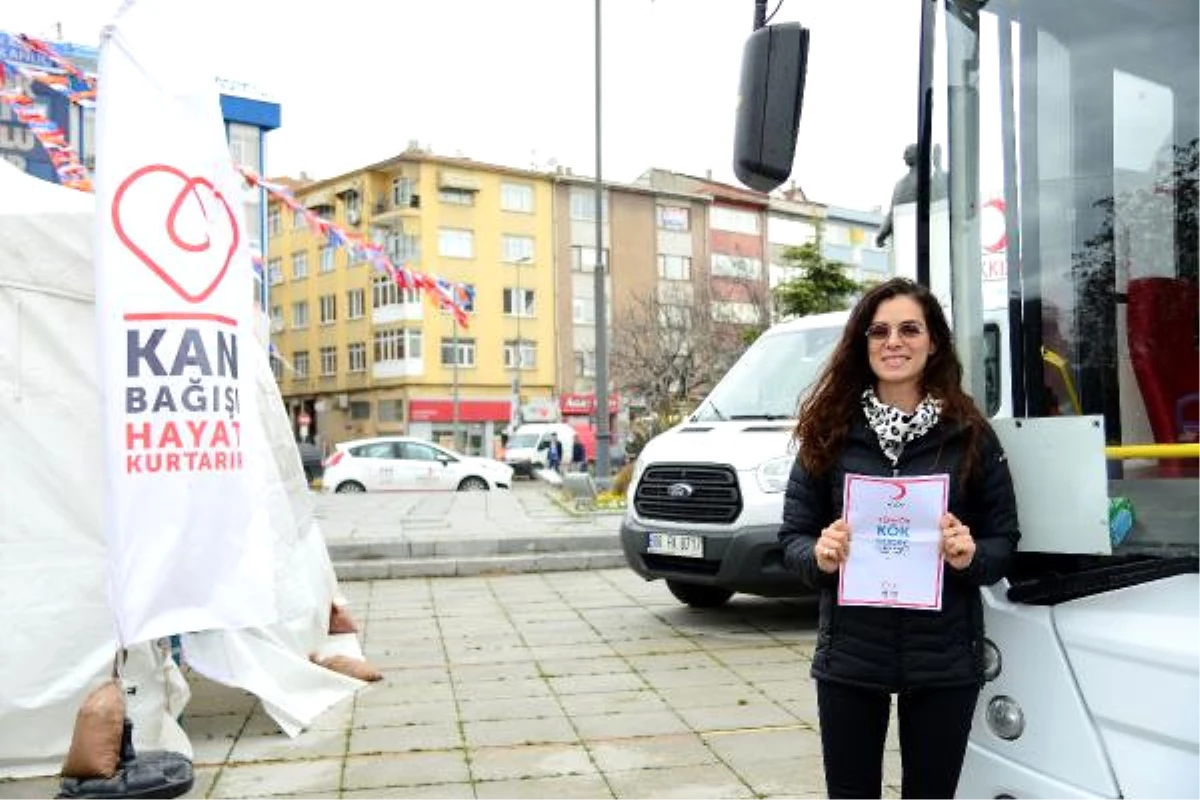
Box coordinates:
[321,436,513,493]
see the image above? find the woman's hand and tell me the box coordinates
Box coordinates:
[941,512,976,570]
[815,518,850,574]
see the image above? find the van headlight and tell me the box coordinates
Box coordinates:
[756,456,795,493]
[628,456,647,496]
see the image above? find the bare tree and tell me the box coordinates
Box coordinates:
[610,277,770,422]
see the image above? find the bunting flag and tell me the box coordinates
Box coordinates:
[0,86,93,191]
[240,166,474,326]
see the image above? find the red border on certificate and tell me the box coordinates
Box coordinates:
[837,473,949,610]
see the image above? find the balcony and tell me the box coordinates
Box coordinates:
[373,358,424,381]
[371,194,421,227]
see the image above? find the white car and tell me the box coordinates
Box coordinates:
[321,436,513,493]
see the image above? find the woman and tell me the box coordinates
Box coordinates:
[779,277,1020,799]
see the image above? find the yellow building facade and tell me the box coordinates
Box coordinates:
[266,151,557,457]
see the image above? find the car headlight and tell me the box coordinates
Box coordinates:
[628,456,647,495]
[756,455,795,493]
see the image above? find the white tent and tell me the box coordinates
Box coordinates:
[0,161,362,778]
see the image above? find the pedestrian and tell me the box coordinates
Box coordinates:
[546,433,563,473]
[778,277,1020,799]
[571,437,587,472]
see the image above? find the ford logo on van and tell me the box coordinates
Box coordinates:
[667,482,694,498]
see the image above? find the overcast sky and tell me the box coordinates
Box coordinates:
[4,0,920,210]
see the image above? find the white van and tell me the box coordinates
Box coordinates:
[504,422,577,478]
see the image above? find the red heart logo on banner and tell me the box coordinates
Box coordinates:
[111,164,240,304]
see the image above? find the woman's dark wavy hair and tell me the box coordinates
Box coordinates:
[793,277,988,484]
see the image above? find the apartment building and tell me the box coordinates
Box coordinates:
[267,149,555,457]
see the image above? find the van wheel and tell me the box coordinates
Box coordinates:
[335,481,366,494]
[666,580,733,608]
[457,476,490,491]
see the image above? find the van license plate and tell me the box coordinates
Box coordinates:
[647,533,703,558]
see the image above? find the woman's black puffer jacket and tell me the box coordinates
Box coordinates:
[779,413,1020,690]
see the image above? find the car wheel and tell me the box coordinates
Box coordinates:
[335,481,366,494]
[666,580,734,608]
[457,476,490,491]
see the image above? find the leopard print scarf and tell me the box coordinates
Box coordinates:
[861,387,942,465]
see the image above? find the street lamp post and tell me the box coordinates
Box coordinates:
[593,0,612,483]
[509,255,532,434]
[451,315,461,451]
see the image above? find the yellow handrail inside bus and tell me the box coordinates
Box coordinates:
[1105,443,1200,460]
[1041,346,1083,415]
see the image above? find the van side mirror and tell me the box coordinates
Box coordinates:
[733,22,810,192]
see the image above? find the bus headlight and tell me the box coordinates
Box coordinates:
[986,695,1025,740]
[756,456,795,493]
[982,638,1002,681]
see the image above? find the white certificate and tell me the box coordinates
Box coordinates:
[837,473,949,610]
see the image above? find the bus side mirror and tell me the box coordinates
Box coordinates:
[733,22,810,193]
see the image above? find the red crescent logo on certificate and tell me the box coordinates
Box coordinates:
[111,164,240,304]
[885,481,908,501]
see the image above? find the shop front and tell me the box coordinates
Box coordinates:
[408,398,511,457]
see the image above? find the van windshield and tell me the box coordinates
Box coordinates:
[507,432,541,449]
[692,323,842,422]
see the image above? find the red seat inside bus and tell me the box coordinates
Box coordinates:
[1126,276,1199,475]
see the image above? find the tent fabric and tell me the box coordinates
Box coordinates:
[0,162,361,776]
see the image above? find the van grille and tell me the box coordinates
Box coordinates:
[634,464,741,524]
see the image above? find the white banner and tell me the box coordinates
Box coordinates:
[94,0,277,645]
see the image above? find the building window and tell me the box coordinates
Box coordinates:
[372,275,422,309]
[226,123,260,172]
[391,177,417,208]
[711,254,763,280]
[348,342,367,372]
[657,254,691,281]
[657,205,690,231]
[347,288,365,319]
[291,251,308,280]
[710,206,760,235]
[349,400,370,420]
[573,297,594,324]
[501,235,535,263]
[373,327,422,362]
[291,300,309,329]
[500,182,534,213]
[440,337,477,367]
[292,209,305,230]
[269,304,283,326]
[377,398,405,422]
[504,339,536,370]
[574,349,594,377]
[343,191,361,222]
[293,351,309,378]
[503,288,535,318]
[387,232,420,263]
[569,188,607,221]
[270,355,283,381]
[267,258,283,285]
[319,346,337,376]
[570,245,608,273]
[319,294,337,325]
[438,187,475,206]
[267,206,281,237]
[438,228,474,259]
[319,245,336,273]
